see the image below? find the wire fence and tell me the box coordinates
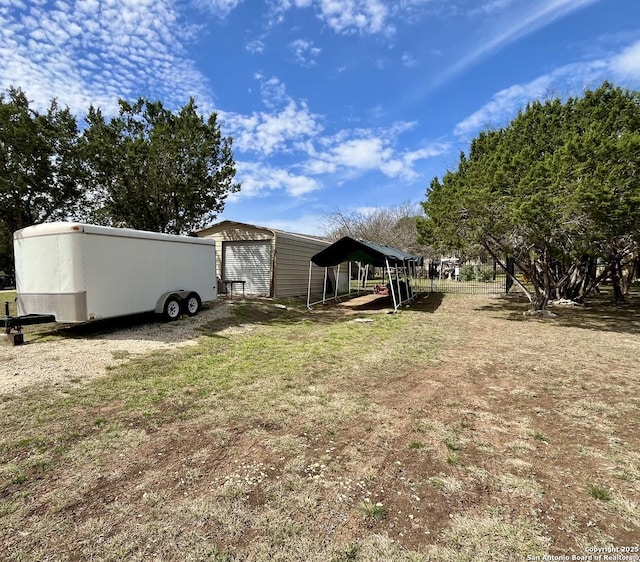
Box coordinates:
[412,260,509,294]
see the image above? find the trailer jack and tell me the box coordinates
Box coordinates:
[4,330,24,346]
[3,301,54,346]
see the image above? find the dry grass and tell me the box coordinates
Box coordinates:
[1,290,639,560]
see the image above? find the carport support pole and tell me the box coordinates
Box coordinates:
[386,258,398,311]
[403,260,408,299]
[335,264,341,300]
[403,259,411,300]
[359,264,367,290]
[409,259,415,299]
[322,267,328,304]
[307,261,313,308]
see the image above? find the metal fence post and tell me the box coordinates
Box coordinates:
[505,258,514,293]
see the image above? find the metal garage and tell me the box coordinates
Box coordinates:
[196,220,330,298]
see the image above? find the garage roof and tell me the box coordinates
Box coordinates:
[195,220,329,245]
[310,236,419,267]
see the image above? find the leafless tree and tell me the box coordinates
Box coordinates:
[321,203,434,256]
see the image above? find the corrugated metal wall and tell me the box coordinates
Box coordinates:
[274,233,329,297]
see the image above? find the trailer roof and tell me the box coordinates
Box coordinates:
[14,222,215,245]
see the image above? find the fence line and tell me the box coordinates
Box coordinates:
[413,260,509,294]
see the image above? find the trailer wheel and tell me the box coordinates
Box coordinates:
[163,296,182,321]
[184,293,201,316]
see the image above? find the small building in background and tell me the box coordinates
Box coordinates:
[196,220,330,298]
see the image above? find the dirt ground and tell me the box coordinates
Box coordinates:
[1,292,639,561]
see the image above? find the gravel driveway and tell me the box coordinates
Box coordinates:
[1,301,234,395]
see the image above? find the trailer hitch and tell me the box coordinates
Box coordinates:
[3,301,24,345]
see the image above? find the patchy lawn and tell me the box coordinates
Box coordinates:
[1,292,638,561]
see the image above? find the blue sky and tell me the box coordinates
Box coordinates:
[1,0,640,236]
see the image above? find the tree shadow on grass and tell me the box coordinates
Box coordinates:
[405,292,444,313]
[195,292,444,338]
[21,312,161,343]
[46,300,314,342]
[305,291,443,314]
[19,291,445,345]
[478,291,640,336]
[195,300,312,335]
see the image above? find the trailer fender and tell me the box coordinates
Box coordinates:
[155,291,191,320]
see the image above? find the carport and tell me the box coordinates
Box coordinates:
[307,237,421,312]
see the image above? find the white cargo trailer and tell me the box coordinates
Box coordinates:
[12,222,217,326]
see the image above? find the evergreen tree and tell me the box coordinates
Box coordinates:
[418,82,640,310]
[80,98,240,234]
[0,87,83,271]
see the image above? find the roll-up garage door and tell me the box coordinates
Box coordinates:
[222,240,272,295]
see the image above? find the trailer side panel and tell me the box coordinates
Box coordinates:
[83,230,217,320]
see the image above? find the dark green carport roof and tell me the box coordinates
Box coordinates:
[311,236,419,267]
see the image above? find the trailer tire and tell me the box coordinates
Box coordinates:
[163,295,182,321]
[184,293,201,317]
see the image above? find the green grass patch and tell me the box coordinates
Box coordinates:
[586,483,612,501]
[444,433,463,452]
[532,430,548,443]
[446,452,462,465]
[1,290,17,316]
[358,501,387,521]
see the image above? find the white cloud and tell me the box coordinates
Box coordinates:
[220,74,323,156]
[259,214,326,236]
[246,39,265,54]
[468,0,516,16]
[610,39,640,80]
[403,143,451,165]
[336,138,388,168]
[315,0,390,34]
[221,70,448,194]
[192,0,243,18]
[222,99,323,156]
[303,130,449,182]
[290,38,322,66]
[452,37,640,139]
[433,0,602,89]
[269,0,392,35]
[234,162,321,197]
[454,76,555,137]
[402,52,417,68]
[0,0,212,116]
[259,76,289,108]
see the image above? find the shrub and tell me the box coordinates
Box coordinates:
[476,267,493,282]
[460,264,475,281]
